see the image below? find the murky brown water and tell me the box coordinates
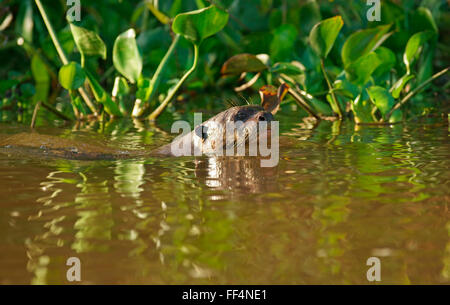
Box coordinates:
[0,115,449,284]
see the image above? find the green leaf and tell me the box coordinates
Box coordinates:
[172,5,229,45]
[351,95,375,124]
[270,24,298,62]
[270,62,303,75]
[220,53,267,75]
[58,62,86,90]
[334,79,360,99]
[31,54,50,103]
[372,47,396,78]
[346,52,381,85]
[85,69,122,116]
[391,74,414,99]
[341,24,392,67]
[309,97,333,116]
[389,109,403,123]
[70,23,107,60]
[367,86,395,118]
[403,31,435,75]
[113,29,142,83]
[309,16,343,58]
[31,54,49,84]
[86,70,122,116]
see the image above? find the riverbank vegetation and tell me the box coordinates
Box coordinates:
[0,0,448,125]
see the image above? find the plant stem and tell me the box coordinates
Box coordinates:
[148,43,199,121]
[30,101,41,128]
[385,66,449,121]
[41,101,73,121]
[320,59,343,119]
[132,34,180,117]
[34,0,68,65]
[34,0,98,116]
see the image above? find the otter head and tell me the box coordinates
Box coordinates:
[195,83,289,155]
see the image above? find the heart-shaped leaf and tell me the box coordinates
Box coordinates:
[113,29,142,83]
[70,23,107,60]
[367,86,395,118]
[403,31,435,75]
[309,16,343,58]
[172,5,229,45]
[58,62,86,90]
[221,54,267,75]
[346,52,381,85]
[372,47,396,78]
[341,24,392,67]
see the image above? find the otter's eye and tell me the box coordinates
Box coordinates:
[234,111,248,122]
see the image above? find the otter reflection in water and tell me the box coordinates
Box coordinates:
[0,84,289,165]
[195,156,279,194]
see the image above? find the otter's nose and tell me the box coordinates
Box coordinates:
[258,112,273,122]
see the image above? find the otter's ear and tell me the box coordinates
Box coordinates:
[260,83,290,115]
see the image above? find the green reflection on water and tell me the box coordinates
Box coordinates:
[0,116,448,284]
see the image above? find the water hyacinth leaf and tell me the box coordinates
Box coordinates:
[31,54,50,103]
[172,5,229,45]
[334,79,360,99]
[31,54,50,84]
[221,54,267,75]
[373,47,396,78]
[113,29,142,83]
[271,24,298,62]
[85,69,122,116]
[309,16,343,58]
[70,23,107,60]
[403,31,435,75]
[389,109,403,123]
[346,52,381,85]
[341,24,392,67]
[270,62,303,75]
[391,74,415,99]
[367,86,395,117]
[309,97,333,116]
[58,62,86,90]
[351,95,375,124]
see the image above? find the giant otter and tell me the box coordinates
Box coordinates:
[0,84,289,160]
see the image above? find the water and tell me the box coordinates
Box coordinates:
[0,114,449,284]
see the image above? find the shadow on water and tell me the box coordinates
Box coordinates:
[0,115,449,284]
